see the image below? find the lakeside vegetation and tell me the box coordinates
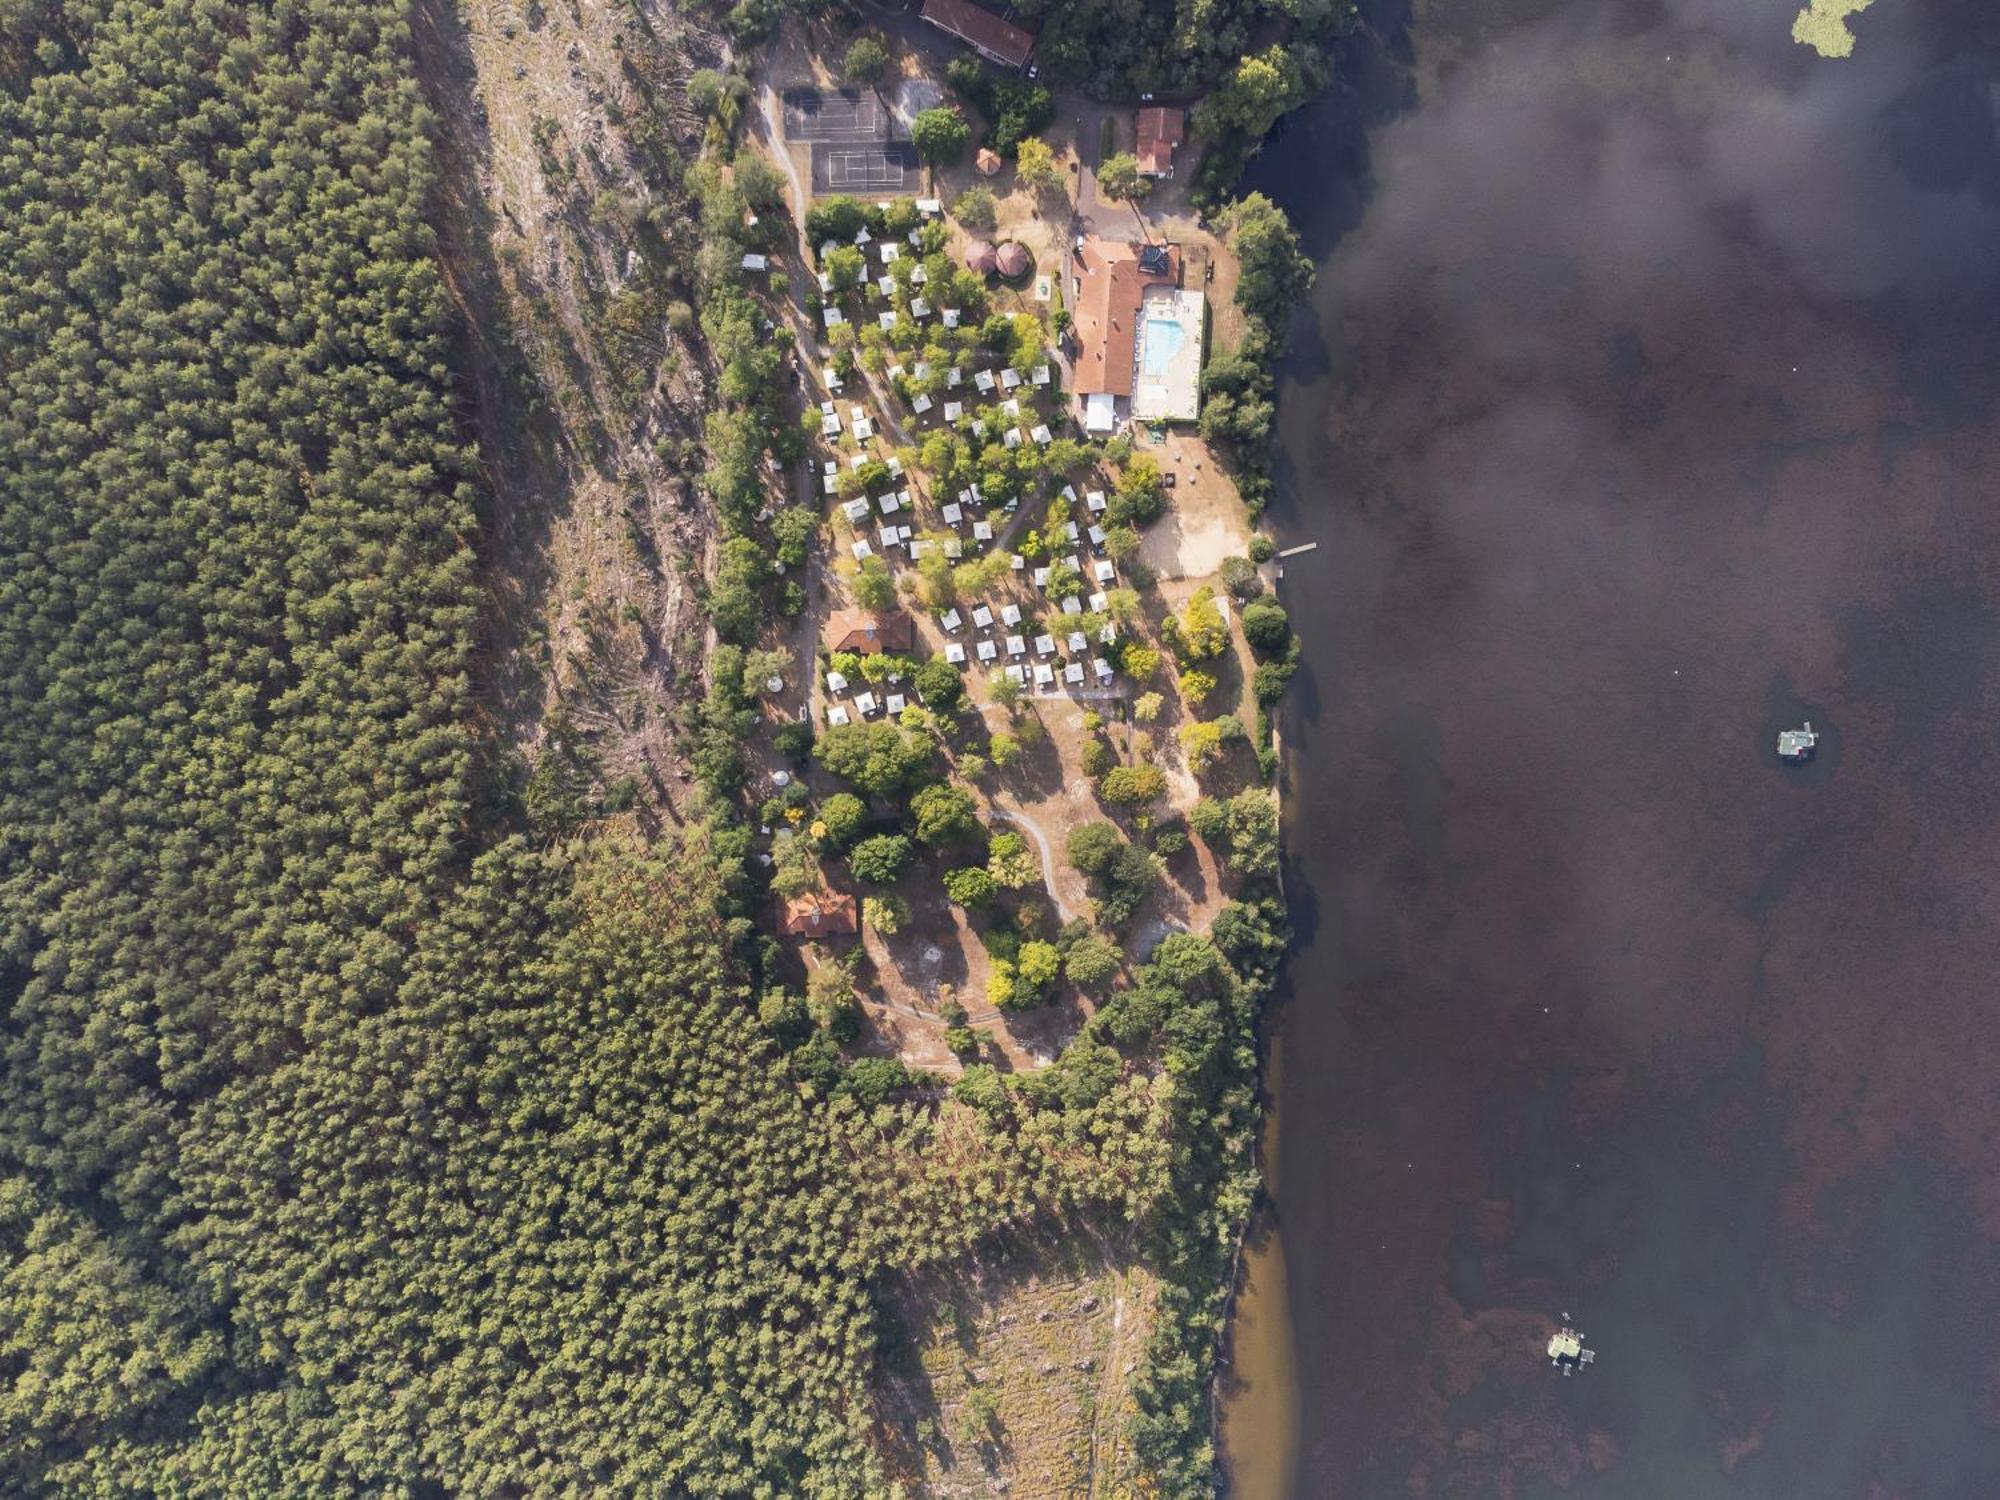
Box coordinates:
[0,1,1319,1495]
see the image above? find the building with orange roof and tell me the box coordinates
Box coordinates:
[1068,237,1188,430]
[779,890,859,938]
[1135,107,1185,177]
[825,608,915,654]
[920,0,1036,69]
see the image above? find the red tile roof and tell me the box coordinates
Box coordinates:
[780,891,859,937]
[1136,107,1185,176]
[1070,238,1182,398]
[825,609,915,654]
[920,0,1036,69]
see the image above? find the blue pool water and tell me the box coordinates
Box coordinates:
[1141,317,1185,375]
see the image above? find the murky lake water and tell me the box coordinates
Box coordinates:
[1224,0,2000,1493]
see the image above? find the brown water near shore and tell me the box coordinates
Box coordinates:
[1224,0,2000,1493]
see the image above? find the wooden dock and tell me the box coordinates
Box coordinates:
[1276,541,1319,558]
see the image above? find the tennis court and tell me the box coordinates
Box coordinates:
[783,89,886,142]
[812,141,918,192]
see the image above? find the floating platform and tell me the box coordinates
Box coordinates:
[1548,1324,1596,1375]
[1777,721,1818,762]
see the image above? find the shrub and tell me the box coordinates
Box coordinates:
[1015,940,1062,1003]
[815,720,935,796]
[1254,659,1297,706]
[849,833,913,884]
[838,1056,913,1105]
[1062,935,1121,988]
[952,184,998,232]
[1080,738,1113,778]
[1099,765,1166,806]
[853,555,896,610]
[986,831,1039,888]
[943,866,999,907]
[1242,598,1292,655]
[1121,644,1161,682]
[815,792,867,851]
[862,893,909,934]
[1179,669,1217,706]
[910,783,978,845]
[915,657,963,708]
[842,34,891,89]
[912,106,971,165]
[1133,692,1164,722]
[1067,822,1124,876]
[1220,555,1264,599]
[988,730,1022,768]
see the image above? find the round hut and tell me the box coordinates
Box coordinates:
[965,239,999,275]
[975,147,1003,176]
[994,241,1030,279]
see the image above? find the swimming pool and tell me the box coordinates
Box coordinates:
[1140,317,1186,376]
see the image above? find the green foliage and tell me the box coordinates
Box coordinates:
[1195,45,1310,144]
[1013,135,1065,193]
[1226,192,1316,332]
[949,62,1054,156]
[910,783,978,845]
[853,555,898,610]
[1190,789,1279,877]
[1063,934,1123,988]
[943,866,999,908]
[1254,657,1298,706]
[1112,455,1166,525]
[842,34,892,89]
[951,184,998,233]
[1067,822,1125,876]
[914,656,964,709]
[1242,597,1292,654]
[815,720,936,796]
[759,988,814,1046]
[986,831,1040,889]
[912,106,972,165]
[1170,587,1230,661]
[837,1056,915,1106]
[806,195,866,245]
[1220,554,1264,599]
[772,506,819,568]
[0,4,1293,1496]
[1097,151,1152,206]
[1100,764,1168,806]
[823,242,866,290]
[849,833,914,884]
[862,893,911,934]
[815,792,868,851]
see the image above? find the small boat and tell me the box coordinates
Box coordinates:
[1777,722,1818,762]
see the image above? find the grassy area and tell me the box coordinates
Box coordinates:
[876,1233,1159,1496]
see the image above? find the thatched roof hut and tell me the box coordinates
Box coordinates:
[994,241,1030,279]
[975,147,1003,176]
[965,239,999,274]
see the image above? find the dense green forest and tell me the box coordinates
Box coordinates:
[0,2,1287,1493]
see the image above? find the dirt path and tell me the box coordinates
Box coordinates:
[989,807,1073,923]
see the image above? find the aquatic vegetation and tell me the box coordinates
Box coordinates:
[1793,0,1874,57]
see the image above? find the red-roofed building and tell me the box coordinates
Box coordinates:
[919,0,1036,70]
[825,608,915,654]
[779,890,859,938]
[1069,237,1182,403]
[1135,107,1185,177]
